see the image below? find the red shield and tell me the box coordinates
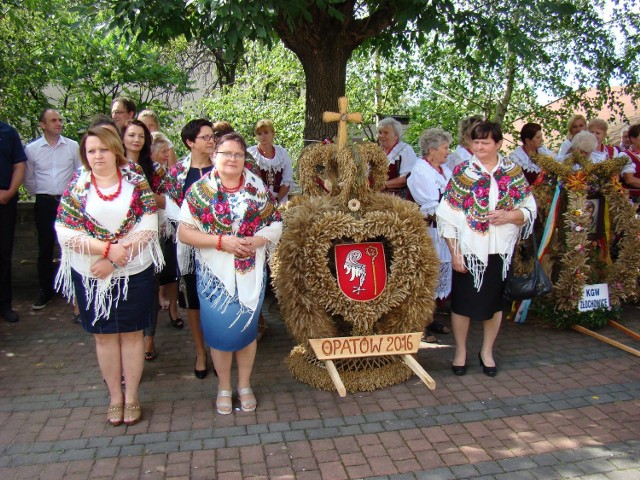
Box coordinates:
[334,242,387,301]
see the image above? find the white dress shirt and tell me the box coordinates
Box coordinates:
[24,135,81,196]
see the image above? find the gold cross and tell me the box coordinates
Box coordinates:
[322,96,362,149]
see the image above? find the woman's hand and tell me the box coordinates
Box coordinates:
[106,243,131,268]
[487,209,524,226]
[239,236,267,253]
[221,235,251,257]
[90,258,116,279]
[451,252,467,273]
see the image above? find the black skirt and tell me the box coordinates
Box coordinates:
[178,273,200,310]
[157,235,178,286]
[451,254,509,321]
[72,266,154,334]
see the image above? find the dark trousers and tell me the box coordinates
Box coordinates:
[34,194,60,296]
[0,194,18,307]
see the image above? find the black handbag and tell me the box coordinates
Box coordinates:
[504,234,552,301]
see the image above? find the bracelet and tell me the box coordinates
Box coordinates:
[217,234,223,251]
[109,260,118,269]
[103,242,111,259]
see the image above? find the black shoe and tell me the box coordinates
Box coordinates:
[32,291,53,310]
[1,305,19,323]
[72,312,81,324]
[452,364,467,376]
[168,311,184,329]
[194,360,208,379]
[478,352,497,377]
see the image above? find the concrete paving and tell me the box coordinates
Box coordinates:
[1,287,639,479]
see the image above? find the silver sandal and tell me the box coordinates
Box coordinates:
[238,387,256,412]
[216,390,233,415]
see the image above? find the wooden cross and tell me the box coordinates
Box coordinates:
[322,96,362,149]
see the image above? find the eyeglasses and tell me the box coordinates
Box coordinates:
[216,151,245,160]
[196,135,215,142]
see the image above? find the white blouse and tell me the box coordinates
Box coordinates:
[509,146,555,174]
[385,141,418,176]
[247,145,294,202]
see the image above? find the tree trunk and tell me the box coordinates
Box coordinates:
[492,52,517,125]
[297,46,352,142]
[275,1,395,143]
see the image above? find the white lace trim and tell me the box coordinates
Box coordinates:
[247,145,294,187]
[435,262,452,299]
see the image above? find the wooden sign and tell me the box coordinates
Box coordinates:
[309,333,421,360]
[309,332,435,397]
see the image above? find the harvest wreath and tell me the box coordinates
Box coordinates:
[529,152,640,328]
[272,137,439,392]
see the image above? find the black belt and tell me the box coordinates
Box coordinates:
[36,194,62,201]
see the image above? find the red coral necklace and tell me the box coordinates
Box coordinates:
[91,169,122,201]
[219,173,244,194]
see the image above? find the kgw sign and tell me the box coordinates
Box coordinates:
[578,283,610,312]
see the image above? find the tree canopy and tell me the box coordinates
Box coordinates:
[90,0,638,145]
[2,0,638,158]
[0,0,191,140]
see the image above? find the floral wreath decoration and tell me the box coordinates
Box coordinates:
[528,152,640,328]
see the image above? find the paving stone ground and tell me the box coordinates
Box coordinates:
[1,287,639,479]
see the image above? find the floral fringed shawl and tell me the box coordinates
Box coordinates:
[55,167,164,323]
[179,168,282,324]
[161,153,191,241]
[128,158,170,237]
[436,155,536,290]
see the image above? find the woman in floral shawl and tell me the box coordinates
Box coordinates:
[436,121,536,378]
[55,126,163,426]
[178,133,282,415]
[163,119,215,379]
[121,118,168,361]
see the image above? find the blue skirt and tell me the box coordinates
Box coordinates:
[72,266,154,334]
[198,269,266,352]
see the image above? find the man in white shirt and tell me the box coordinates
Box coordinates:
[25,109,81,310]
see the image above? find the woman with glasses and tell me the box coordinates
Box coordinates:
[178,133,282,414]
[164,119,215,379]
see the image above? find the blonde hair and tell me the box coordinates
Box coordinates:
[566,114,587,139]
[150,131,171,155]
[138,109,160,125]
[458,115,483,145]
[79,126,127,170]
[588,118,609,133]
[255,119,275,135]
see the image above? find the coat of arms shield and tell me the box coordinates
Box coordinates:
[334,242,387,301]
